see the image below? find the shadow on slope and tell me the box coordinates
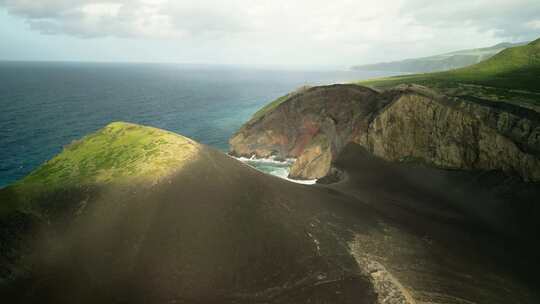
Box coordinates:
[1,146,378,304]
[328,143,540,303]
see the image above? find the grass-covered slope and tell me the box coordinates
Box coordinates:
[250,86,310,121]
[359,38,540,108]
[1,122,200,214]
[352,41,526,73]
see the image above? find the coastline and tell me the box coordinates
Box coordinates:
[230,154,318,185]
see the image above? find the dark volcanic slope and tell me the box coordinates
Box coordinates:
[1,133,378,304]
[2,123,540,304]
[330,144,540,304]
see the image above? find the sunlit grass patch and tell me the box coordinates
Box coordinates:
[8,121,201,205]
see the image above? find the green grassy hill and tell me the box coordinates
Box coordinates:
[0,122,201,216]
[359,38,540,109]
[352,41,527,73]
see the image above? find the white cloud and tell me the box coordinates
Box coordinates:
[527,19,540,30]
[1,0,539,65]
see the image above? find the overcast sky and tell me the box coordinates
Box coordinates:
[1,0,539,67]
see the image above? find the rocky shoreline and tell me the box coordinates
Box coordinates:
[230,84,540,182]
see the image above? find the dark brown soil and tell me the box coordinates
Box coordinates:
[1,143,539,303]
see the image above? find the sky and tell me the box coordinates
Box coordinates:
[1,0,539,68]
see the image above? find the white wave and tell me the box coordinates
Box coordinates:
[266,166,317,185]
[234,154,295,165]
[283,176,317,185]
[231,154,317,185]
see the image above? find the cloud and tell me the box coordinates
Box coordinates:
[3,0,539,40]
[0,0,255,38]
[527,19,540,30]
[400,0,540,40]
[1,0,539,65]
[0,0,167,38]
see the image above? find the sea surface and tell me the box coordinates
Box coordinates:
[0,62,397,187]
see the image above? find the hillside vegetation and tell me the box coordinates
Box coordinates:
[352,41,526,73]
[0,122,200,215]
[359,39,540,109]
[250,86,310,121]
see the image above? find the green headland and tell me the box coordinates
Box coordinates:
[0,122,200,216]
[359,38,540,110]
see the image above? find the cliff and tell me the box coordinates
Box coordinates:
[229,84,540,181]
[230,85,393,179]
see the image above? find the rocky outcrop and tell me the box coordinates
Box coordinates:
[229,84,540,181]
[288,133,333,180]
[229,84,395,179]
[363,89,540,181]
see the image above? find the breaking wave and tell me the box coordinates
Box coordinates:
[232,155,317,185]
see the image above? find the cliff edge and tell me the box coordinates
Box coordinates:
[230,84,540,181]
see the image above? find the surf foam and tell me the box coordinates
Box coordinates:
[232,155,317,185]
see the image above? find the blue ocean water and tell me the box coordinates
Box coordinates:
[0,62,395,187]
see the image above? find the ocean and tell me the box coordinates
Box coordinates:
[0,62,396,187]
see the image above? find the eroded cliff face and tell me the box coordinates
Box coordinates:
[229,84,540,182]
[365,91,540,181]
[229,84,394,179]
[288,133,333,180]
